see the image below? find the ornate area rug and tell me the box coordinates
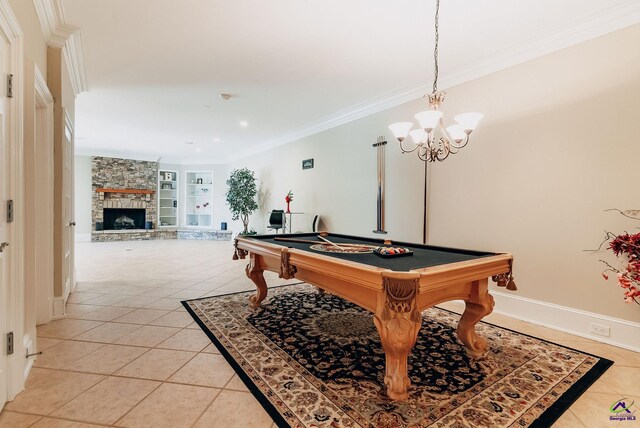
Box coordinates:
[183,284,612,427]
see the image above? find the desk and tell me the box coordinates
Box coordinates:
[284,211,304,233]
[233,232,515,400]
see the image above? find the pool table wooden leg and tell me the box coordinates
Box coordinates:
[245,254,268,307]
[373,276,422,401]
[457,279,495,357]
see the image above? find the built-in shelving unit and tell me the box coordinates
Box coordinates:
[158,169,178,227]
[184,171,213,228]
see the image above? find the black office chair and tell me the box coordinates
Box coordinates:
[267,210,285,234]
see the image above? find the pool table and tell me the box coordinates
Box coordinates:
[233,232,516,401]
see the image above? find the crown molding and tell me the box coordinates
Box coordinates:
[33,0,74,47]
[0,0,23,39]
[33,0,88,94]
[63,31,88,95]
[224,0,640,164]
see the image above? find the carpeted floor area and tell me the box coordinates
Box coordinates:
[185,284,613,427]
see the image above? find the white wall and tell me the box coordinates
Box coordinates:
[229,24,640,324]
[74,155,92,240]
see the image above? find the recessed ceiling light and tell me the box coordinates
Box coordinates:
[195,148,201,152]
[213,137,221,142]
[185,141,194,145]
[239,121,248,127]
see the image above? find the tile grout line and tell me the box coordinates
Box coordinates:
[30,355,247,391]
[189,386,224,428]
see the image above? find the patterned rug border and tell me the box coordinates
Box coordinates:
[182,285,614,428]
[182,283,304,428]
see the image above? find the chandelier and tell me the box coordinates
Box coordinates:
[388,0,482,162]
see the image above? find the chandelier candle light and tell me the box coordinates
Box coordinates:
[388,0,482,243]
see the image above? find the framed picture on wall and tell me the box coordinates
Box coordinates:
[302,158,314,170]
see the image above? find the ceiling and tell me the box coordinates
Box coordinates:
[63,0,640,164]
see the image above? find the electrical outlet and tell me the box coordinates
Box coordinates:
[589,323,610,337]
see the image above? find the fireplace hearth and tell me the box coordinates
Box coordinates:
[103,208,146,230]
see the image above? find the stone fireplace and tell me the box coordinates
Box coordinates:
[91,156,168,241]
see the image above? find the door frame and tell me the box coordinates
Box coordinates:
[35,65,54,324]
[24,61,54,337]
[63,110,75,298]
[0,0,26,402]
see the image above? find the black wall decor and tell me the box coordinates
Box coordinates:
[302,158,314,170]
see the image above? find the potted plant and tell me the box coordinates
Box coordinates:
[226,168,258,235]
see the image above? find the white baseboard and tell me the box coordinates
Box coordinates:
[75,233,91,242]
[52,296,66,319]
[490,291,640,353]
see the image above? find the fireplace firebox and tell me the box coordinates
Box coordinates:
[103,208,146,230]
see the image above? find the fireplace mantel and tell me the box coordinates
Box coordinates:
[96,188,155,195]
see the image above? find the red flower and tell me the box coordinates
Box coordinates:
[609,233,640,258]
[284,190,293,203]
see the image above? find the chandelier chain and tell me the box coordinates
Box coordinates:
[432,0,440,94]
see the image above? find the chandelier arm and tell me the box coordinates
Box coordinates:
[398,139,421,154]
[449,134,470,150]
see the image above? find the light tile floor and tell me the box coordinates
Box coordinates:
[0,239,638,427]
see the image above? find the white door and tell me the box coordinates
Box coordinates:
[0,29,10,411]
[63,114,75,298]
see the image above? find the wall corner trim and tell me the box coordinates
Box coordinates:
[34,64,53,104]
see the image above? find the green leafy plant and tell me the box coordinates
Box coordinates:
[226,168,258,234]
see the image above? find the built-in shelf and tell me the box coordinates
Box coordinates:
[185,171,213,228]
[158,170,178,227]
